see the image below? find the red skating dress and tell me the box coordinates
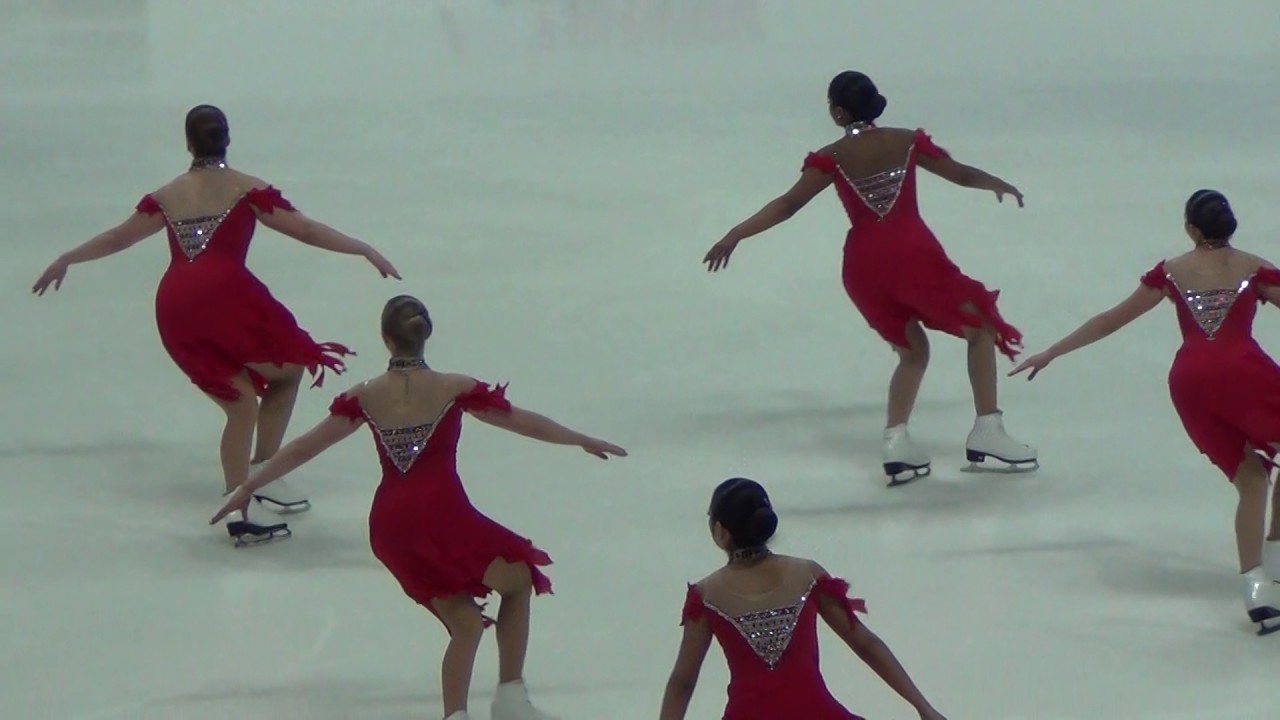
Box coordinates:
[1141,262,1280,478]
[802,130,1023,359]
[681,574,868,720]
[135,187,351,400]
[328,381,552,625]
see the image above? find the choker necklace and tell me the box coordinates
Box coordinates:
[844,122,875,136]
[388,356,428,372]
[190,157,227,170]
[728,546,772,565]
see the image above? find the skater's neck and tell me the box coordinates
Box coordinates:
[726,546,771,567]
[189,156,228,170]
[388,356,428,371]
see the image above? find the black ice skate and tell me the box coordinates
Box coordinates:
[962,411,1038,473]
[224,507,291,548]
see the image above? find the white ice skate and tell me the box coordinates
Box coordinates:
[222,502,291,548]
[1242,566,1280,636]
[443,712,470,720]
[883,424,930,486]
[251,476,311,515]
[963,411,1038,473]
[490,680,559,720]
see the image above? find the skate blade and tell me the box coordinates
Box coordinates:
[227,520,292,548]
[963,449,1038,474]
[884,462,930,487]
[253,495,312,515]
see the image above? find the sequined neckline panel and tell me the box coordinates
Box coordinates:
[367,401,456,474]
[1167,273,1252,339]
[153,191,251,262]
[703,578,818,670]
[835,145,916,220]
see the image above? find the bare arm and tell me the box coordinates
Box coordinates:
[62,212,166,264]
[34,211,168,295]
[720,168,833,245]
[254,203,400,279]
[254,206,372,256]
[917,153,1022,205]
[1044,285,1164,359]
[210,414,364,524]
[658,618,713,720]
[469,406,596,447]
[817,595,940,716]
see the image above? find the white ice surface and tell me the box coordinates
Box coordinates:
[3,1,1280,718]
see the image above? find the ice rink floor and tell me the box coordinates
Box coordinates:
[3,2,1280,718]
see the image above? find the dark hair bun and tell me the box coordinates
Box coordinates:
[710,477,778,549]
[185,104,230,158]
[828,71,887,123]
[404,313,432,343]
[1185,189,1237,245]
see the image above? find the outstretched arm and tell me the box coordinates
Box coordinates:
[33,211,166,294]
[658,619,713,720]
[1011,284,1165,379]
[210,414,364,524]
[704,168,833,271]
[818,595,942,718]
[917,153,1023,206]
[467,405,626,459]
[254,205,400,279]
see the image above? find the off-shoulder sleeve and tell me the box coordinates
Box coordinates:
[328,393,364,422]
[813,575,868,623]
[456,380,512,413]
[246,185,297,214]
[912,129,950,159]
[1140,261,1168,290]
[1254,267,1280,287]
[802,152,838,174]
[135,195,162,215]
[680,584,707,625]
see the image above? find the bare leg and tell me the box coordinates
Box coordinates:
[886,321,929,427]
[961,309,999,416]
[208,373,260,494]
[429,596,487,718]
[1235,451,1269,572]
[245,363,304,463]
[483,559,535,683]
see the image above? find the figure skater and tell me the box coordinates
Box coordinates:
[210,295,627,720]
[32,105,400,545]
[1011,190,1280,635]
[703,71,1036,485]
[659,477,947,720]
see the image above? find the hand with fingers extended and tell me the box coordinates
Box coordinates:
[210,485,252,525]
[1009,351,1054,380]
[363,245,401,279]
[32,257,70,296]
[580,437,627,459]
[992,180,1024,207]
[704,236,741,272]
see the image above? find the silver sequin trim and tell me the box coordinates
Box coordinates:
[705,579,818,670]
[367,401,456,474]
[1169,275,1250,339]
[171,213,231,261]
[377,423,436,474]
[847,166,907,218]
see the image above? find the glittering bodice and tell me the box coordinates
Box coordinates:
[369,402,456,474]
[1167,274,1256,341]
[705,579,817,671]
[839,165,907,218]
[170,212,234,261]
